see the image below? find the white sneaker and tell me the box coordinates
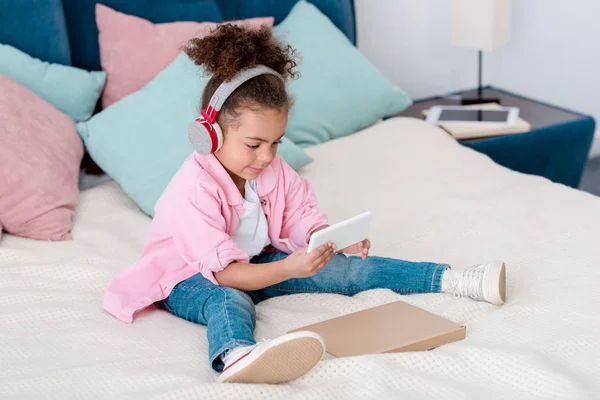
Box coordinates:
[217,331,326,384]
[442,261,506,305]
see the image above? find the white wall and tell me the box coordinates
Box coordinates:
[355,0,600,155]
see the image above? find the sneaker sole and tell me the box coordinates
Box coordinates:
[484,261,506,305]
[218,331,325,384]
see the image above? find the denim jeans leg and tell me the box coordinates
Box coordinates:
[248,252,449,301]
[162,273,257,372]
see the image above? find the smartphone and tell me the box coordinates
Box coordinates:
[307,211,372,253]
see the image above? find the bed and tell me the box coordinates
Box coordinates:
[2,117,600,398]
[2,1,600,399]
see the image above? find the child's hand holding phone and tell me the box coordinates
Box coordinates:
[284,243,336,278]
[339,239,371,259]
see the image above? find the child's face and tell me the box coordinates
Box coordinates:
[215,107,288,182]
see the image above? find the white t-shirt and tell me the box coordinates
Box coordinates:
[232,180,271,258]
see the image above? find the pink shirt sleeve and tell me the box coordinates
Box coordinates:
[166,183,249,285]
[279,160,329,250]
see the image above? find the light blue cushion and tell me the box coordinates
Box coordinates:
[76,53,313,217]
[0,44,105,122]
[273,1,412,147]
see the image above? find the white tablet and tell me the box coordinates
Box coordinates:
[426,105,520,127]
[307,211,372,254]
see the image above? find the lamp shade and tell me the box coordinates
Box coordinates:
[451,0,511,52]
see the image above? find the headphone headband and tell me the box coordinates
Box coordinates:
[202,65,284,123]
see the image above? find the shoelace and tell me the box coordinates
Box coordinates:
[448,265,485,300]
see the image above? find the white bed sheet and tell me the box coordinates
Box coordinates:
[1,117,600,399]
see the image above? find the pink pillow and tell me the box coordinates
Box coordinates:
[0,74,83,241]
[96,4,274,108]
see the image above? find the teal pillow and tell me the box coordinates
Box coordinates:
[0,44,105,122]
[76,53,313,217]
[273,1,412,147]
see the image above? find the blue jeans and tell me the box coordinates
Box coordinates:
[161,252,449,372]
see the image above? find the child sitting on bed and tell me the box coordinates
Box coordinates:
[103,25,507,385]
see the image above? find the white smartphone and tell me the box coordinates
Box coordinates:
[426,105,520,127]
[307,211,372,254]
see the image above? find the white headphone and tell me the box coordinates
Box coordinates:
[188,65,284,155]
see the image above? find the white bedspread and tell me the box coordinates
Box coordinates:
[2,117,600,399]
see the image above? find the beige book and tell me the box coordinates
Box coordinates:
[289,301,466,358]
[422,103,531,140]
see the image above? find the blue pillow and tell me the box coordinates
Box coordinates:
[76,53,313,217]
[0,44,106,122]
[273,1,412,147]
[62,0,224,71]
[0,0,71,65]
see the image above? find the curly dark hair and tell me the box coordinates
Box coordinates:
[184,24,300,128]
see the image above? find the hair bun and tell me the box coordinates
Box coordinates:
[184,24,299,82]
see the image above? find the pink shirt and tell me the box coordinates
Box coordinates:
[103,153,328,323]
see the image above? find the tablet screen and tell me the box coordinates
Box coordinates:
[438,109,509,122]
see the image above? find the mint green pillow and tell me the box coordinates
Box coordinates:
[0,43,105,122]
[76,52,312,217]
[273,1,412,147]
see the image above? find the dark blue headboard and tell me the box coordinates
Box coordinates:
[0,0,355,71]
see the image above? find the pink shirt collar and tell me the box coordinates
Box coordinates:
[193,152,277,205]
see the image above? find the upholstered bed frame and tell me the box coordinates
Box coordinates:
[1,0,356,71]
